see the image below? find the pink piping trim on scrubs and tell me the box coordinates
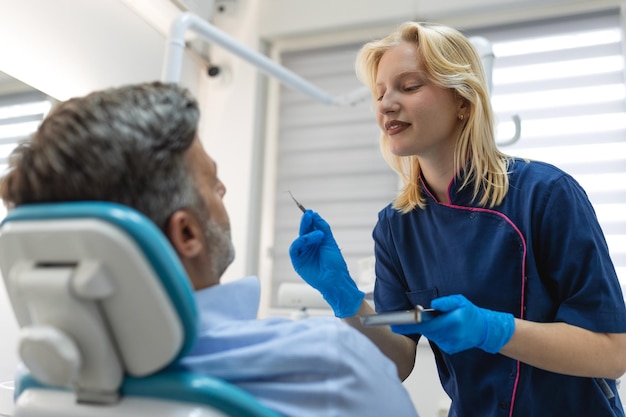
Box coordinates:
[425,180,528,417]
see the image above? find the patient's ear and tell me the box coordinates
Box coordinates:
[165,210,204,259]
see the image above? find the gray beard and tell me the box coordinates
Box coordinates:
[204,218,235,280]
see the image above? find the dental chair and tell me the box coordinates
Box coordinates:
[0,201,281,417]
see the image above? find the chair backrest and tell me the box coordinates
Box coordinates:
[0,202,281,417]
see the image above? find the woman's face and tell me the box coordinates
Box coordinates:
[375,41,463,161]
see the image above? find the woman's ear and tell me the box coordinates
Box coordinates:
[458,96,469,111]
[456,97,470,121]
[165,210,204,259]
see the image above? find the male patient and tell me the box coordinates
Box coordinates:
[0,82,419,417]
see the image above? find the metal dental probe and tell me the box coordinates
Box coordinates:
[288,190,307,213]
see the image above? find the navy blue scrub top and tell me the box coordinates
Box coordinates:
[373,158,626,417]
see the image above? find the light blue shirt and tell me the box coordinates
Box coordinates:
[177,276,419,417]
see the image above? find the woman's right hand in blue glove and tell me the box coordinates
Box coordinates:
[289,210,364,318]
[391,294,515,354]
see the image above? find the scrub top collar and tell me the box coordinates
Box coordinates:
[420,169,480,207]
[194,275,261,325]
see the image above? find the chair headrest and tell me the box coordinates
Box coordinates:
[0,202,198,396]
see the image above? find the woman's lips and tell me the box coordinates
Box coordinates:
[385,120,410,135]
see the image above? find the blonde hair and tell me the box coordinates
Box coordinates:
[355,22,510,212]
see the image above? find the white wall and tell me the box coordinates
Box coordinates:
[1,1,162,99]
[194,0,265,285]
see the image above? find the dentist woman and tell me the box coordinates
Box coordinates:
[290,21,626,417]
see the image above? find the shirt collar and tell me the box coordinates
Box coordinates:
[194,275,260,325]
[420,171,478,207]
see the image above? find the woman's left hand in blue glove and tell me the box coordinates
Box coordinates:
[391,294,515,354]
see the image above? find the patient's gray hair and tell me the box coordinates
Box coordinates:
[0,82,202,231]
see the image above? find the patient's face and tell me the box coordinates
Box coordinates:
[186,138,234,281]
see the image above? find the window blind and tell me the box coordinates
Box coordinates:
[468,9,626,289]
[0,90,52,218]
[269,43,397,309]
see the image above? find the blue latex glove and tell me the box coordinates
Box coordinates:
[289,210,365,318]
[391,295,515,354]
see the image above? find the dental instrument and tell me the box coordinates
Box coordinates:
[359,305,441,327]
[288,191,306,213]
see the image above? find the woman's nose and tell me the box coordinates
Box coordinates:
[378,92,399,114]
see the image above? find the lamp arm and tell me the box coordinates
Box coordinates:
[161,12,369,106]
